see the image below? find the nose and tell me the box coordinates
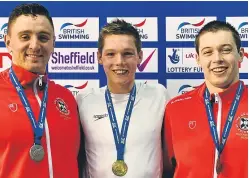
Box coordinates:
[213,51,223,63]
[115,53,125,65]
[29,36,41,52]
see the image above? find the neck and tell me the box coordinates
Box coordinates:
[205,78,239,94]
[107,81,134,94]
[12,62,46,75]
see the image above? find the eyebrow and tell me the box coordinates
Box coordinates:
[105,48,135,51]
[220,44,233,48]
[18,30,52,36]
[124,48,136,51]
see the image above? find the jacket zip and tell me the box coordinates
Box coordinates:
[34,76,54,178]
[212,93,222,178]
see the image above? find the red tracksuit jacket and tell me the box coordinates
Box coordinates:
[164,81,248,178]
[0,65,80,178]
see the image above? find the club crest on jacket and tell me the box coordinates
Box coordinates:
[54,98,70,116]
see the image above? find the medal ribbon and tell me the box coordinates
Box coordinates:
[9,67,48,145]
[204,81,243,157]
[105,85,136,160]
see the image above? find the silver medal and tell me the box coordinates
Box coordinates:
[29,144,45,162]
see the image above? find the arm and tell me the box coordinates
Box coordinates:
[76,91,91,178]
[77,108,88,178]
[162,105,175,178]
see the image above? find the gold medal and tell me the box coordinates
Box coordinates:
[216,157,223,174]
[112,160,128,176]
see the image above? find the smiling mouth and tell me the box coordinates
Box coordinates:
[26,54,43,59]
[112,69,129,75]
[211,67,228,74]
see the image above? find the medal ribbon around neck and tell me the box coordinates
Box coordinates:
[105,85,136,161]
[9,67,48,145]
[204,81,243,157]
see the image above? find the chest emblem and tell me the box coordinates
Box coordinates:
[235,113,248,139]
[189,121,196,129]
[54,98,70,116]
[8,103,18,112]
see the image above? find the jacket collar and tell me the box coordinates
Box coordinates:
[8,64,47,88]
[198,80,244,104]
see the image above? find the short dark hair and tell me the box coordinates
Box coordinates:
[7,3,54,35]
[195,20,241,54]
[98,19,142,54]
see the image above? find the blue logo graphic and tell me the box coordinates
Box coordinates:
[178,84,196,94]
[1,23,7,31]
[238,22,248,31]
[168,48,180,64]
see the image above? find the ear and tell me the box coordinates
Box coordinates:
[238,48,244,63]
[53,36,56,47]
[97,51,103,65]
[52,36,56,52]
[4,34,12,53]
[196,53,201,67]
[138,50,143,64]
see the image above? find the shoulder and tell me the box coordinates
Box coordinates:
[49,80,76,103]
[76,86,105,105]
[137,82,167,93]
[241,81,248,101]
[49,80,71,94]
[136,82,170,102]
[166,84,203,111]
[242,81,248,94]
[0,68,10,85]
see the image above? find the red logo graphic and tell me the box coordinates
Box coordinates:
[133,19,146,27]
[0,52,12,68]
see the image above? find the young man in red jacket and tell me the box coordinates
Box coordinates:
[0,3,80,178]
[164,20,247,178]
